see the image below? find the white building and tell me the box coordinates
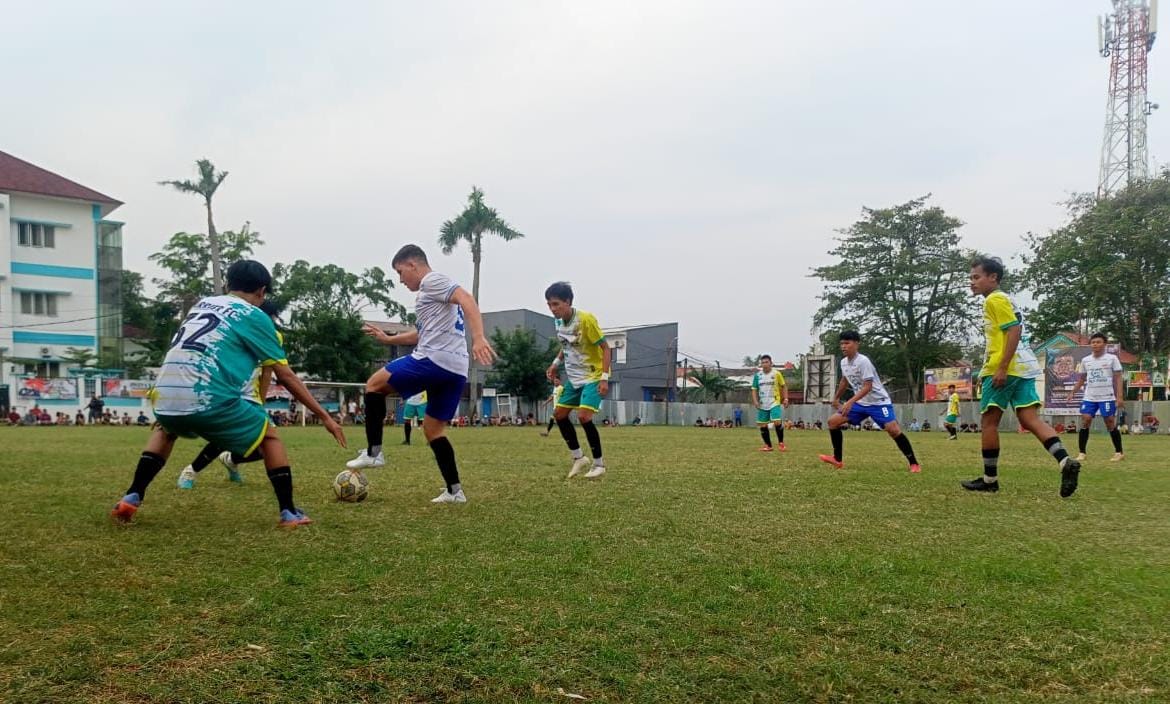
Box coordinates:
[0,150,123,410]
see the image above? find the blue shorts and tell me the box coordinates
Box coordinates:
[1080,400,1118,418]
[847,403,897,429]
[384,356,465,422]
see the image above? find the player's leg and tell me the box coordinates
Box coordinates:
[403,416,413,445]
[964,376,1005,492]
[555,381,591,478]
[252,424,311,526]
[351,367,393,467]
[576,383,606,477]
[112,427,179,522]
[881,413,920,472]
[770,406,786,451]
[422,374,466,503]
[1077,404,1095,460]
[757,407,773,450]
[176,442,224,489]
[945,414,959,439]
[1011,375,1078,496]
[543,414,556,436]
[1103,402,1123,460]
[819,411,849,468]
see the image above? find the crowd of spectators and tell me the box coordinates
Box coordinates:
[4,404,150,427]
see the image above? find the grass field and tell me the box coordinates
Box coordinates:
[1,424,1167,703]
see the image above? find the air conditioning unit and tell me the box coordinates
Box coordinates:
[611,339,625,348]
[39,347,51,358]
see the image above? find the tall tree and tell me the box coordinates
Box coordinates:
[439,186,525,414]
[1022,170,1170,354]
[486,327,559,414]
[149,224,263,315]
[271,260,405,381]
[812,196,977,401]
[159,159,229,294]
[120,270,180,373]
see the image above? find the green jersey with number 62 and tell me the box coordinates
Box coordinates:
[152,295,288,415]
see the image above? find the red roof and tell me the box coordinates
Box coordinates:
[0,150,121,206]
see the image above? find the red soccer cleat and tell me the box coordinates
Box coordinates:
[757,446,774,452]
[818,454,844,470]
[909,464,922,474]
[777,442,788,452]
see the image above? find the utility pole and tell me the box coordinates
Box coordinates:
[664,338,676,425]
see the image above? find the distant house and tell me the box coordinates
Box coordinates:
[0,150,124,386]
[1033,331,1139,365]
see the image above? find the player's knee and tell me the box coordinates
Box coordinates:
[578,410,594,424]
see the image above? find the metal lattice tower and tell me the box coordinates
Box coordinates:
[1098,0,1159,197]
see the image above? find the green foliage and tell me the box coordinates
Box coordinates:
[159,158,231,293]
[812,196,977,401]
[486,328,559,410]
[271,260,405,381]
[60,347,96,368]
[120,271,180,371]
[438,186,524,280]
[1022,170,1170,353]
[687,367,745,402]
[148,223,263,314]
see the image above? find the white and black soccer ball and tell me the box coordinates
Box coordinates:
[332,469,369,502]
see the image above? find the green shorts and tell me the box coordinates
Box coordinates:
[980,376,1041,414]
[156,400,269,456]
[556,379,603,412]
[403,403,427,421]
[756,406,784,424]
[945,414,959,425]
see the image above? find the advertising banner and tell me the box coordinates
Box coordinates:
[1045,344,1125,413]
[1128,371,1152,388]
[16,377,78,400]
[923,367,974,401]
[103,379,154,399]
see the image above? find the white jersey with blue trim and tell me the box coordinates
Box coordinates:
[1078,352,1122,402]
[411,271,469,376]
[840,353,892,406]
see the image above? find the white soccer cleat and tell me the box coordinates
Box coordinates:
[584,464,606,479]
[177,466,197,490]
[1110,452,1124,462]
[1075,453,1087,462]
[346,450,385,469]
[431,488,467,504]
[218,451,237,471]
[567,456,591,479]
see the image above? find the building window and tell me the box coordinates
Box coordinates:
[20,292,58,316]
[15,222,55,248]
[22,361,61,378]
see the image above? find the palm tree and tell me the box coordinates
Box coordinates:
[688,368,746,403]
[439,187,525,414]
[159,159,229,294]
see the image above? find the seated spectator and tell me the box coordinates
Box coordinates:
[136,411,150,426]
[1144,415,1160,433]
[8,409,22,426]
[121,412,133,426]
[75,410,86,425]
[1054,422,1065,433]
[922,420,932,432]
[694,417,703,427]
[909,419,921,432]
[631,416,642,426]
[813,420,823,430]
[22,409,37,425]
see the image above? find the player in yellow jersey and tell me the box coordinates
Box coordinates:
[750,355,789,451]
[943,384,961,440]
[963,256,1080,497]
[545,282,610,478]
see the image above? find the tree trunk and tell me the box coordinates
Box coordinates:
[206,198,223,295]
[467,232,483,419]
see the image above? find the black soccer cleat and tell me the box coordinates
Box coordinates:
[1060,459,1081,498]
[961,477,999,493]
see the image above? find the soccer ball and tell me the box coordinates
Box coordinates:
[332,469,369,502]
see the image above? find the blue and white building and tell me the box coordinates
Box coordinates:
[0,150,123,407]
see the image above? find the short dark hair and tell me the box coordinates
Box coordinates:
[545,281,574,303]
[760,354,772,362]
[1090,332,1107,342]
[839,330,861,342]
[259,298,283,318]
[392,244,429,267]
[948,384,956,390]
[971,255,1005,283]
[226,260,272,294]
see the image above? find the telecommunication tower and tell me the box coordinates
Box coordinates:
[1098,0,1159,197]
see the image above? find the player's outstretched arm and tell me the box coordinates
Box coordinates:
[450,287,496,365]
[363,323,418,347]
[272,364,348,448]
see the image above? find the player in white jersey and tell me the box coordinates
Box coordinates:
[1066,332,1125,461]
[818,331,921,473]
[349,245,495,504]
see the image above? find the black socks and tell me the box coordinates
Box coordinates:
[364,391,386,456]
[982,448,1000,480]
[127,452,166,498]
[1043,436,1070,465]
[1110,428,1123,453]
[266,466,295,513]
[581,420,603,462]
[556,416,580,451]
[428,436,461,492]
[776,425,784,444]
[1078,428,1089,454]
[893,433,918,465]
[829,428,843,461]
[760,426,772,447]
[190,443,221,473]
[404,421,412,444]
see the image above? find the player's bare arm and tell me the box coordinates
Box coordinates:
[598,342,611,397]
[273,364,347,448]
[362,323,419,347]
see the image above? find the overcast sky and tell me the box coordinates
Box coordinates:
[5,0,1166,367]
